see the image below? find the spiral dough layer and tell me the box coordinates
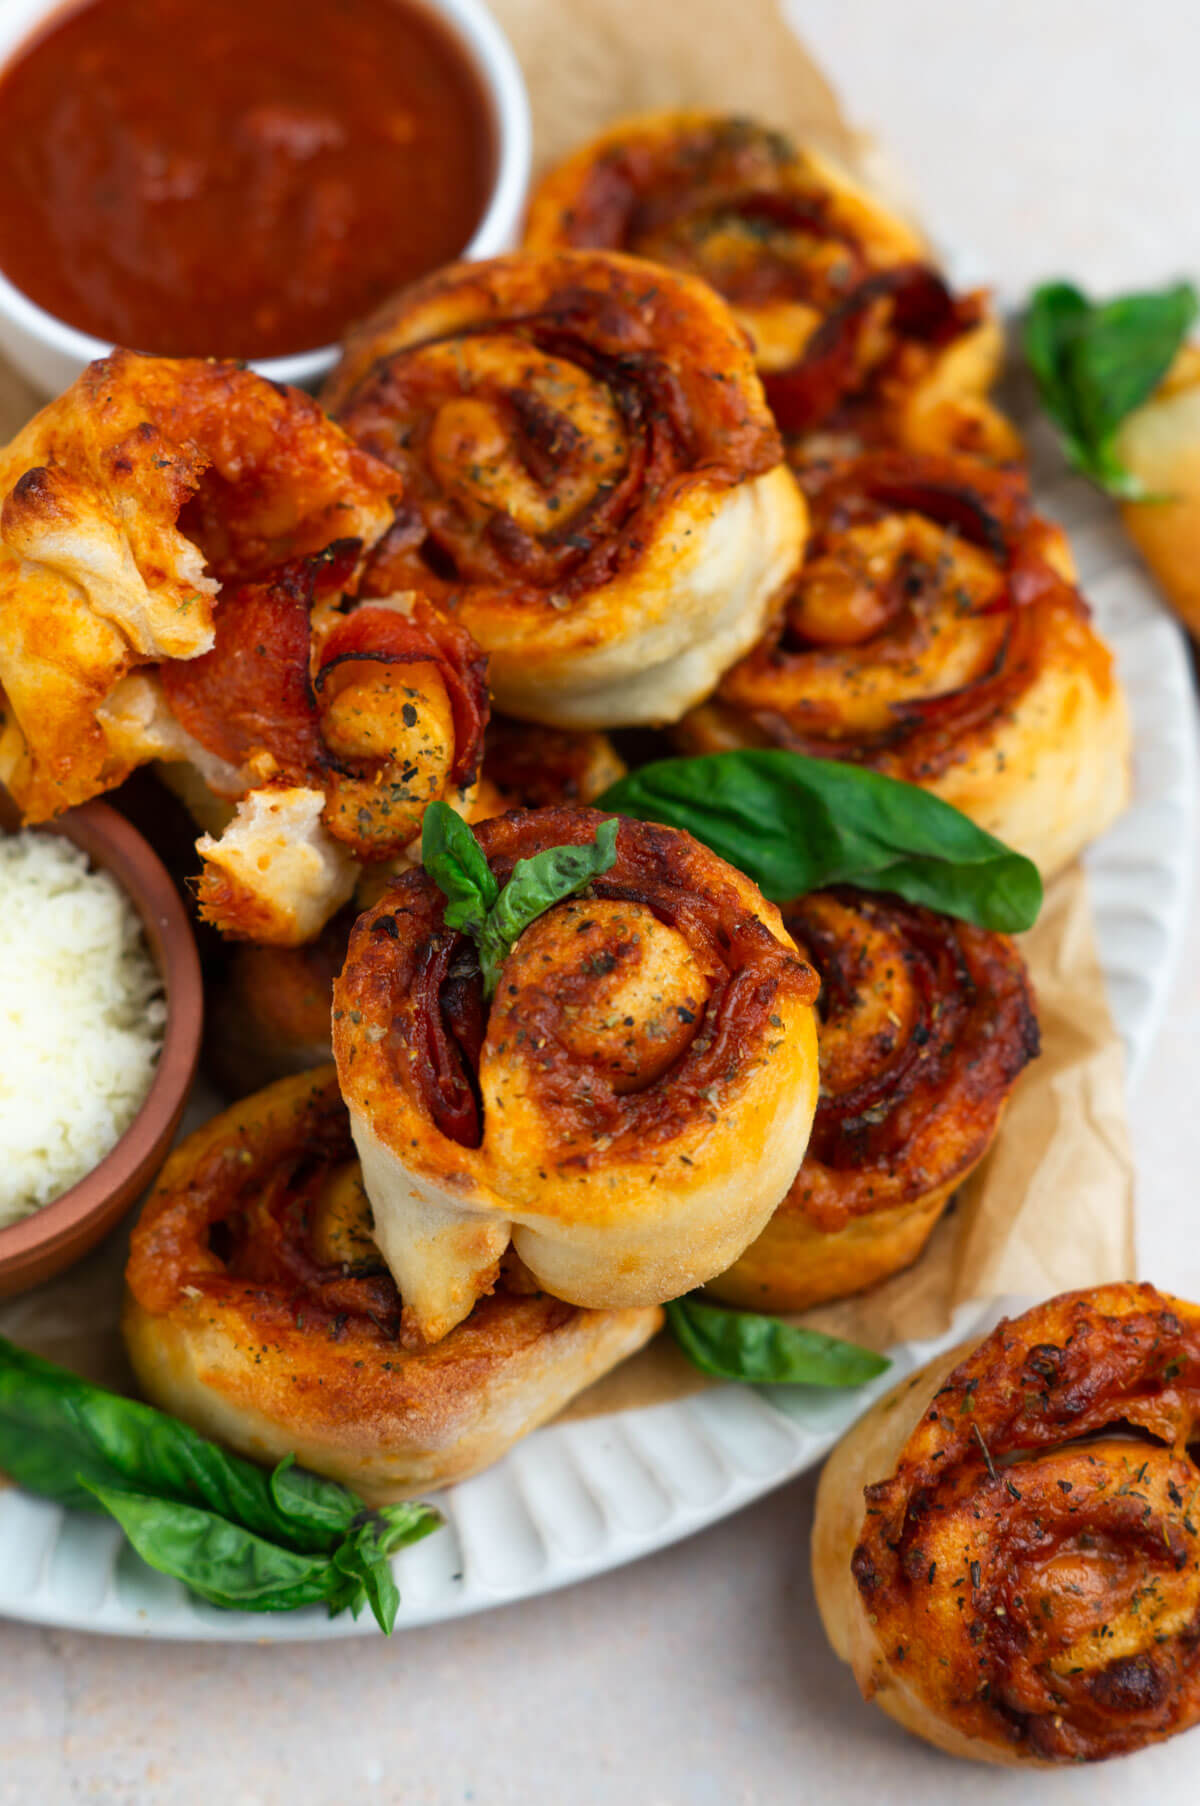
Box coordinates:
[707,887,1039,1311]
[123,1069,661,1500]
[523,112,1019,463]
[324,248,808,729]
[813,1285,1200,1765]
[332,807,820,1344]
[678,449,1131,877]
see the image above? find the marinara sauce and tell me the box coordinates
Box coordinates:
[0,0,495,358]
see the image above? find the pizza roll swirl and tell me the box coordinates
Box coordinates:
[0,350,395,822]
[124,1069,661,1500]
[678,450,1131,876]
[813,1285,1200,1766]
[332,808,820,1344]
[708,888,1038,1312]
[523,113,1019,463]
[323,248,808,728]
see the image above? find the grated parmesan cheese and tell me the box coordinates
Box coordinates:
[0,832,166,1226]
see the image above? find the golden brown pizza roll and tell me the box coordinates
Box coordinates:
[1115,344,1200,635]
[524,113,1020,464]
[124,1069,661,1500]
[707,887,1039,1312]
[678,449,1131,877]
[332,807,821,1344]
[0,350,395,823]
[323,248,808,728]
[813,1284,1200,1766]
[154,564,489,942]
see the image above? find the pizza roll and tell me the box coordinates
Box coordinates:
[471,715,626,820]
[204,910,357,1100]
[0,350,395,822]
[124,1069,661,1500]
[708,888,1038,1312]
[524,113,1020,464]
[813,1284,1200,1766]
[323,248,808,728]
[1115,344,1200,635]
[678,450,1131,877]
[148,557,488,940]
[332,808,820,1344]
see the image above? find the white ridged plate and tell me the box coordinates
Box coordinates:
[0,414,1195,1639]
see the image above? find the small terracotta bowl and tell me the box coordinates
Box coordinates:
[0,800,203,1295]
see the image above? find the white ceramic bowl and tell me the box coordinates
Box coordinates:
[0,0,532,396]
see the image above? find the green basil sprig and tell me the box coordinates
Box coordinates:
[0,1338,438,1629]
[1025,279,1198,498]
[422,801,619,995]
[597,750,1041,932]
[665,1297,889,1387]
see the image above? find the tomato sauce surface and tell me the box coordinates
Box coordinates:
[0,0,495,358]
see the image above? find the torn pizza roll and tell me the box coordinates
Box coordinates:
[146,550,488,941]
[0,349,394,821]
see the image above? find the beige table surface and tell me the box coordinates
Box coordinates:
[4,2,1200,1799]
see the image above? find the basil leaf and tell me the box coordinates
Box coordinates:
[421,799,499,939]
[1025,279,1198,498]
[422,808,619,998]
[1024,282,1090,453]
[0,1337,441,1629]
[0,1337,343,1549]
[665,1297,889,1387]
[85,1486,436,1632]
[267,1453,360,1544]
[476,818,619,997]
[331,1518,402,1633]
[597,751,1041,932]
[84,1482,344,1616]
[329,1504,441,1633]
[377,1499,445,1553]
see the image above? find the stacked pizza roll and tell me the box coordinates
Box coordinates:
[0,108,1160,1750]
[523,109,1131,877]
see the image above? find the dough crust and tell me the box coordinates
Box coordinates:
[124,1070,661,1501]
[325,248,808,728]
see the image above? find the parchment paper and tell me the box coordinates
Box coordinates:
[0,1,1136,1413]
[489,0,857,173]
[563,865,1135,1418]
